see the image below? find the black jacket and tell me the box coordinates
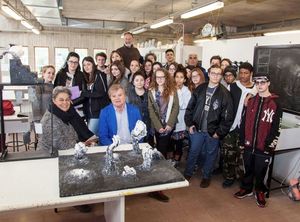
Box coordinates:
[184,82,234,139]
[73,71,110,119]
[117,45,141,69]
[54,69,85,90]
[127,85,150,129]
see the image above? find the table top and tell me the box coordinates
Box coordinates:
[0,144,188,213]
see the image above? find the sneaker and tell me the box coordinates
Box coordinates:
[234,189,253,199]
[255,191,266,208]
[222,179,235,188]
[200,178,210,188]
[148,191,170,202]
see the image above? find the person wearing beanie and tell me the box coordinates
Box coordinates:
[222,62,256,188]
[223,66,237,85]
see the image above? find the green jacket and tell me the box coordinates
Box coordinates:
[148,89,179,131]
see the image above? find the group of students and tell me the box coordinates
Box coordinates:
[34,36,283,209]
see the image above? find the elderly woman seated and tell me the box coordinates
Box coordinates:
[37,86,95,213]
[99,84,141,145]
[38,86,95,153]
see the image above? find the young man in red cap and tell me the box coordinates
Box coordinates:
[234,73,282,208]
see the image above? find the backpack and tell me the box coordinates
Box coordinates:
[2,100,15,116]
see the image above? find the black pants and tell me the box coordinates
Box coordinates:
[170,138,183,160]
[240,149,271,192]
[155,132,172,159]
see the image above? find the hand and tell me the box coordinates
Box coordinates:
[189,126,196,134]
[244,94,253,107]
[212,133,219,139]
[85,140,96,147]
[165,125,172,132]
[158,128,165,133]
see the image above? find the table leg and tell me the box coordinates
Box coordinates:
[104,196,125,222]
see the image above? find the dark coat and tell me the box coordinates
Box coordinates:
[184,82,234,139]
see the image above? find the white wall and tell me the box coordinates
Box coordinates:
[197,33,300,70]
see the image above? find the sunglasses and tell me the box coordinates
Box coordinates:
[255,80,268,85]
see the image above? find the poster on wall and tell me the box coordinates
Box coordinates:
[253,45,300,115]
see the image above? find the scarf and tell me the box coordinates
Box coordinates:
[49,102,93,141]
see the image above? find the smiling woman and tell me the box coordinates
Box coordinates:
[37,86,94,152]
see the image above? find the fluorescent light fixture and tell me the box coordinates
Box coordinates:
[21,20,34,29]
[193,37,217,43]
[132,28,147,34]
[181,1,224,19]
[32,28,40,35]
[264,30,300,36]
[150,18,173,29]
[1,5,22,20]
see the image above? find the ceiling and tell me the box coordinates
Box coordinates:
[2,0,300,40]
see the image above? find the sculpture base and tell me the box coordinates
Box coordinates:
[59,150,184,197]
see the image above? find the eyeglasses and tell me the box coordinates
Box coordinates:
[68,60,79,65]
[156,76,165,80]
[255,80,268,85]
[189,57,197,59]
[210,72,222,77]
[191,75,200,79]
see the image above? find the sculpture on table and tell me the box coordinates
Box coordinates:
[102,135,121,176]
[131,120,147,154]
[122,165,137,177]
[74,142,87,159]
[140,145,163,170]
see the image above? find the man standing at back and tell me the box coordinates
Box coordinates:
[117,32,141,69]
[184,65,234,188]
[187,53,207,80]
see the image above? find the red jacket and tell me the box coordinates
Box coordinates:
[240,94,282,153]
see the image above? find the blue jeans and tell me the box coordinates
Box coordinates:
[88,118,99,135]
[184,131,220,179]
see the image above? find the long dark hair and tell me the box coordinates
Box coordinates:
[82,56,97,84]
[110,60,126,84]
[60,52,81,73]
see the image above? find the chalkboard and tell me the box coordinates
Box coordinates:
[253,45,300,115]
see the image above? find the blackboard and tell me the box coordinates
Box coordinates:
[253,45,300,115]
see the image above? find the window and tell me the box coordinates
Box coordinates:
[34,47,49,73]
[20,46,29,65]
[74,48,88,65]
[55,48,69,72]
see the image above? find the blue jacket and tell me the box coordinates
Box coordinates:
[98,103,141,145]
